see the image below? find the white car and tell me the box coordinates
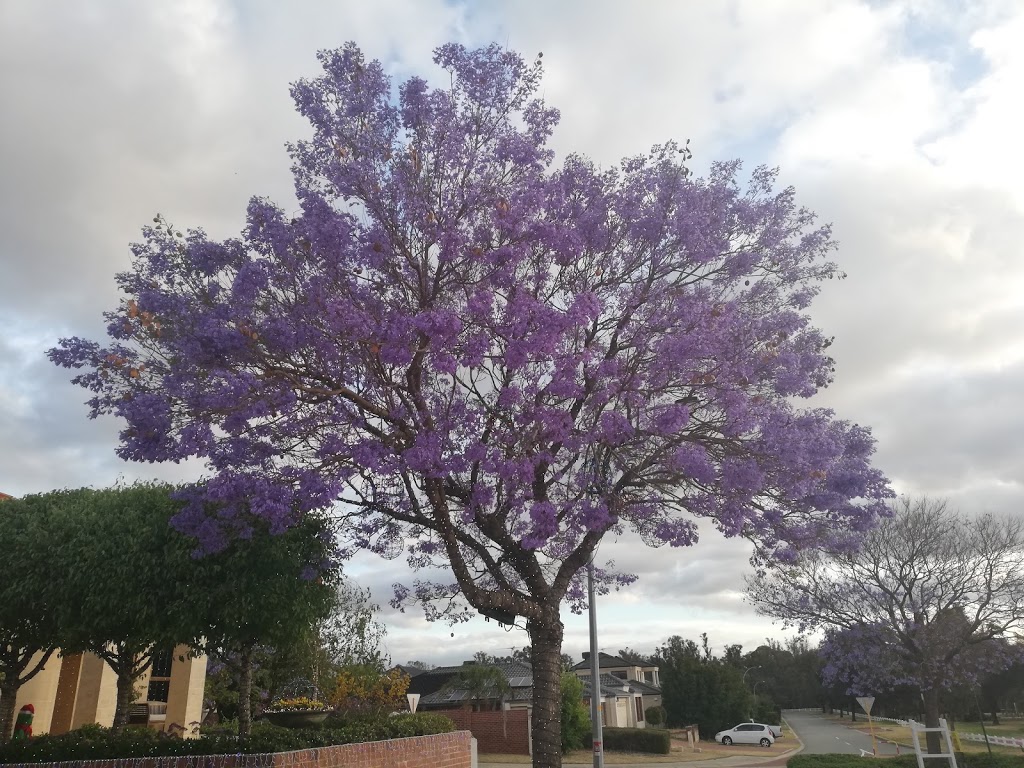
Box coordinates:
[752,722,783,739]
[715,722,775,747]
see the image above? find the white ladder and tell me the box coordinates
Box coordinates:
[909,718,958,768]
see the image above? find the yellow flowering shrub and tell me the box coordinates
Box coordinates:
[329,665,410,716]
[267,696,328,711]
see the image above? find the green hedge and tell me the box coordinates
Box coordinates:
[645,706,667,726]
[788,754,1024,768]
[0,713,456,764]
[585,726,671,754]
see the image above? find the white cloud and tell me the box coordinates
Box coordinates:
[2,0,1022,662]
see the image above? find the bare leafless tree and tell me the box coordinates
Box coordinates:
[748,498,1024,751]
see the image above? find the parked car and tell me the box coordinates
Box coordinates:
[715,722,775,747]
[750,721,783,738]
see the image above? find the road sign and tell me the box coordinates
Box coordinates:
[857,696,875,715]
[407,693,420,713]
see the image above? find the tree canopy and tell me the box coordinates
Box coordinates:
[748,497,1024,750]
[51,42,891,767]
[0,495,64,740]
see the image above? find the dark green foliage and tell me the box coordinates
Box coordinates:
[733,636,824,711]
[656,634,751,737]
[0,713,455,763]
[0,494,63,740]
[788,756,1024,768]
[585,727,671,754]
[27,485,202,731]
[645,705,667,726]
[559,672,590,753]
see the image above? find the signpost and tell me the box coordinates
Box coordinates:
[857,696,878,755]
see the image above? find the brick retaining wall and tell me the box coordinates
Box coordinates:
[436,708,530,755]
[1,731,473,768]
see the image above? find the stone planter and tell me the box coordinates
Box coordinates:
[265,709,330,728]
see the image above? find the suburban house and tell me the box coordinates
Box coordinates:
[1,492,207,736]
[407,660,534,711]
[571,651,662,727]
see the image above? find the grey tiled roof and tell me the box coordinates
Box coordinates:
[415,661,535,708]
[580,673,641,699]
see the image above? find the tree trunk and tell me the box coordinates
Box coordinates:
[112,670,136,733]
[850,696,857,721]
[528,614,565,768]
[991,708,1000,726]
[238,649,254,741]
[923,687,942,755]
[0,684,18,742]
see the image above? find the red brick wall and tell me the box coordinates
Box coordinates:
[4,731,473,768]
[437,708,530,755]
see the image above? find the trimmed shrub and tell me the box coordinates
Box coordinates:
[560,672,590,753]
[586,726,671,754]
[645,705,667,726]
[0,713,455,764]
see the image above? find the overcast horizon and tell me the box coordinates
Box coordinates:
[2,0,1022,667]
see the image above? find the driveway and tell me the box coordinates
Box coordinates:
[783,709,900,756]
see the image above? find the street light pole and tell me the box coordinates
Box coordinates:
[588,559,604,768]
[753,680,763,721]
[743,666,761,720]
[742,665,762,686]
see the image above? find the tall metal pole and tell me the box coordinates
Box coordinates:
[743,665,761,720]
[588,560,604,768]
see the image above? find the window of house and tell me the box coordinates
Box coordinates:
[147,648,174,702]
[635,697,644,721]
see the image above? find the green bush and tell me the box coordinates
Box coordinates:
[645,705,667,726]
[586,726,671,754]
[560,672,591,753]
[0,713,456,764]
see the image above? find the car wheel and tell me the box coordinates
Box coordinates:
[760,738,771,747]
[722,736,732,746]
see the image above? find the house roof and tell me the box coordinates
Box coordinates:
[411,660,535,708]
[571,651,656,672]
[626,678,662,695]
[0,492,13,501]
[580,673,641,699]
[394,664,426,677]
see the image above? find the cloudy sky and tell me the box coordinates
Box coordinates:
[2,0,1022,667]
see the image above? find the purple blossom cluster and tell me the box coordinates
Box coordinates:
[50,42,890,622]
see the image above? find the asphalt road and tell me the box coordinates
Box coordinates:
[784,709,901,756]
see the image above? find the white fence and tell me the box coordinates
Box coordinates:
[869,715,1024,750]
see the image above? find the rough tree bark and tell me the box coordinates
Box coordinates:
[112,670,136,733]
[923,686,942,755]
[237,648,254,741]
[529,615,565,768]
[0,684,17,742]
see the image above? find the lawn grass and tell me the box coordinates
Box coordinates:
[478,727,798,764]
[822,713,1024,756]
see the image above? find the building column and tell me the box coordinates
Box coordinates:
[164,645,206,738]
[13,652,63,735]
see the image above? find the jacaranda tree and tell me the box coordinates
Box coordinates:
[51,42,891,767]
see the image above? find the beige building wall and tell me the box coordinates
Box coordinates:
[8,646,205,736]
[12,651,63,735]
[164,645,207,737]
[71,653,118,729]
